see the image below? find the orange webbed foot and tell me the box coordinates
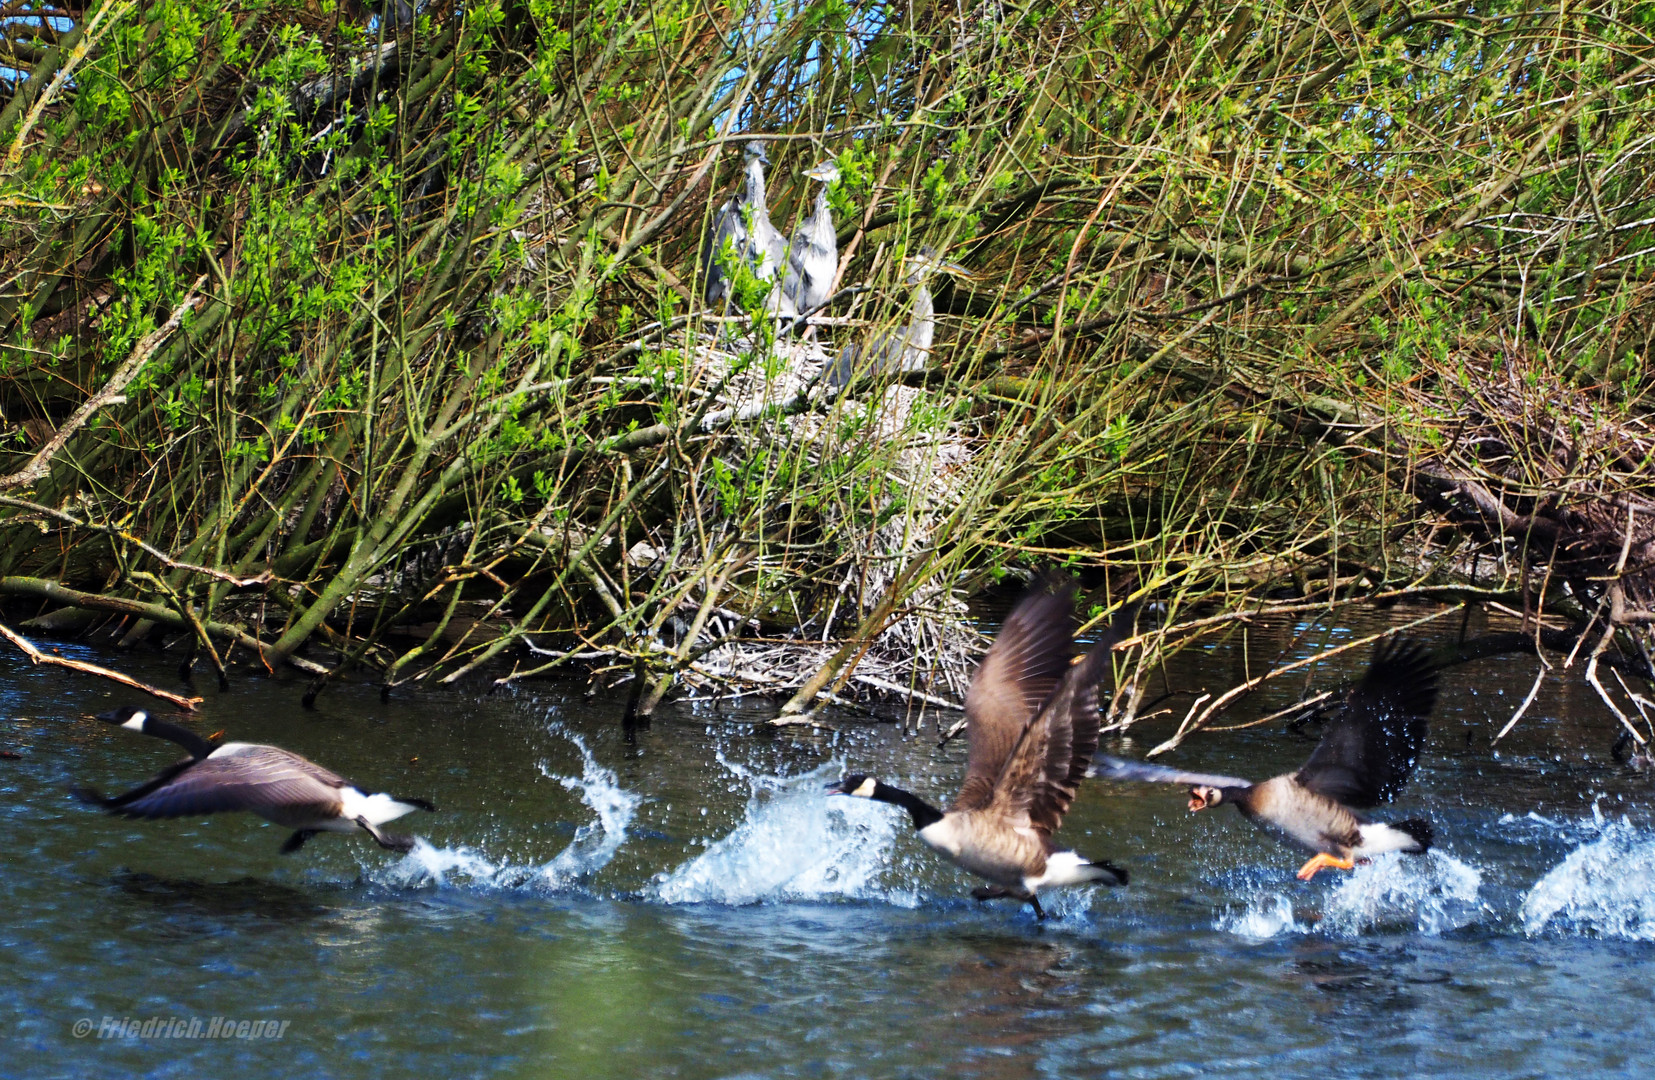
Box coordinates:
[1295,852,1356,880]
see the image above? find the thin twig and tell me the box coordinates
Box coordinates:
[0,277,208,492]
[0,621,201,710]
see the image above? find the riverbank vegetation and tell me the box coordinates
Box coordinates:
[3,0,1654,745]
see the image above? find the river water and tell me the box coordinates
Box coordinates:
[4,609,1654,1078]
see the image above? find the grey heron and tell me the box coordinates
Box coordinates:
[824,248,969,394]
[702,140,797,319]
[783,160,841,320]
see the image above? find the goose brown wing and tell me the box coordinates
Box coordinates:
[988,609,1135,833]
[110,746,347,820]
[951,580,1077,812]
[1295,637,1438,807]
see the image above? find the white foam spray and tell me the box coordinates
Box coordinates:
[652,761,912,906]
[377,723,639,892]
[1216,893,1306,940]
[1214,851,1482,939]
[381,838,509,889]
[1522,817,1655,940]
[537,726,642,887]
[1320,850,1483,935]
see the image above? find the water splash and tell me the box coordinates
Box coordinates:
[1216,893,1305,940]
[1522,819,1655,940]
[1213,852,1482,939]
[377,724,639,892]
[381,839,511,889]
[1320,851,1483,935]
[652,762,912,906]
[537,726,642,887]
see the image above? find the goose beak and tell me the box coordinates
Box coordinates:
[1187,791,1208,812]
[824,780,848,795]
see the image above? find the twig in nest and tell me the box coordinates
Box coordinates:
[0,622,201,710]
[850,672,961,712]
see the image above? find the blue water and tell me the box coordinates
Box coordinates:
[4,616,1655,1078]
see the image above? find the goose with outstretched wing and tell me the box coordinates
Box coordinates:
[1092,638,1439,879]
[828,578,1130,918]
[75,706,434,854]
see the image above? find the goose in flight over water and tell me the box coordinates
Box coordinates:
[1092,638,1438,879]
[74,706,434,854]
[829,578,1129,918]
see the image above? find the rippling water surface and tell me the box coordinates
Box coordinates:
[5,610,1655,1078]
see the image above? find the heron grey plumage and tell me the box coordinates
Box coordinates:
[824,248,968,394]
[783,160,841,319]
[702,140,797,319]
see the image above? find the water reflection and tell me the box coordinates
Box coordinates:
[105,871,331,926]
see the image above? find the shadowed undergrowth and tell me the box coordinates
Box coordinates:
[1,0,1653,732]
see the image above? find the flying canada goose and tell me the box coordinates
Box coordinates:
[702,140,797,319]
[828,579,1129,918]
[824,248,968,394]
[1092,638,1438,879]
[782,160,841,321]
[74,706,434,854]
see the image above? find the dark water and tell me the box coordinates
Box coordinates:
[5,609,1655,1078]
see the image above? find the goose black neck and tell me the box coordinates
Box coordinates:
[870,781,944,830]
[139,717,215,760]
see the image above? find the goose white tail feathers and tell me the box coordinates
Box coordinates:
[339,788,433,827]
[1027,850,1128,890]
[1356,818,1433,857]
